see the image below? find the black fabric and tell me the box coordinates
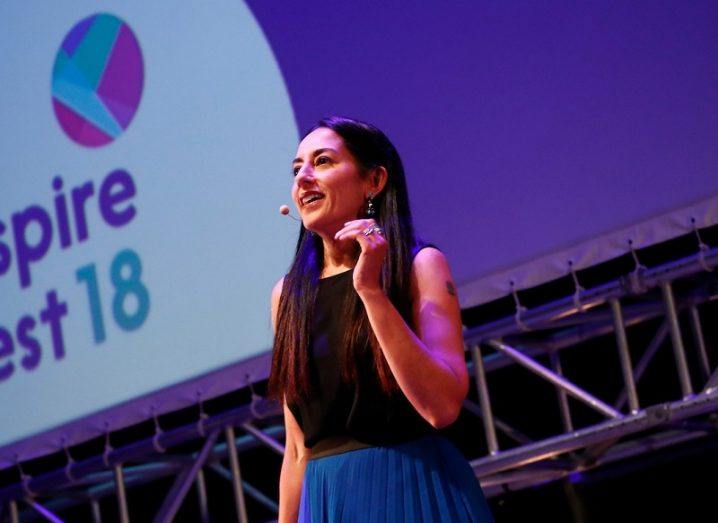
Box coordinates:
[288,241,442,450]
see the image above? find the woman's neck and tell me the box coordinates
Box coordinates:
[320,236,358,274]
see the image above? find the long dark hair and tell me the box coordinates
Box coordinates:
[267,116,425,408]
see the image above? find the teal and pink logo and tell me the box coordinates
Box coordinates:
[52,13,144,147]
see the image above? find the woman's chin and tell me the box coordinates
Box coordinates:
[302,220,323,235]
[303,223,336,240]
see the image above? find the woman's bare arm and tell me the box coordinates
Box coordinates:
[279,398,310,523]
[272,277,312,523]
[356,247,469,428]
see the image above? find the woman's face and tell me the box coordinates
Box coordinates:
[292,127,368,235]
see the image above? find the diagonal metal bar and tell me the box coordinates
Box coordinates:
[24,498,64,523]
[9,500,19,523]
[461,398,533,446]
[705,366,718,393]
[195,468,209,523]
[487,339,622,419]
[549,349,574,432]
[614,320,669,410]
[90,498,101,523]
[610,298,639,414]
[240,422,285,456]
[225,426,249,523]
[689,303,712,381]
[471,343,499,454]
[113,464,130,523]
[469,343,549,374]
[660,281,694,398]
[208,462,279,513]
[153,430,219,523]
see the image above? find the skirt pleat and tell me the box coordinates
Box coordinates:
[298,434,494,522]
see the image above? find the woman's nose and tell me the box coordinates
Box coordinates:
[295,165,315,185]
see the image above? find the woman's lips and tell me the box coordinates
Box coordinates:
[303,197,324,210]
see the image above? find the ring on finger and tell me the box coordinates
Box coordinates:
[363,225,384,236]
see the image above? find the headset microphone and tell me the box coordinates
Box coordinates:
[279,204,300,221]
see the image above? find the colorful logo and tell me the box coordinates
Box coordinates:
[52,13,144,147]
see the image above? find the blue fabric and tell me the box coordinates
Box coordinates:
[299,434,494,522]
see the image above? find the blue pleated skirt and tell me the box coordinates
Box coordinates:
[298,434,494,522]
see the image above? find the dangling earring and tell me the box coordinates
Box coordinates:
[366,192,376,217]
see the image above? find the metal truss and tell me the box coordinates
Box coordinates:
[0,410,290,522]
[1,246,717,521]
[464,245,718,497]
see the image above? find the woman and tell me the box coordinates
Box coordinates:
[268,116,493,522]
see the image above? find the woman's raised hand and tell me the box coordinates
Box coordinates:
[334,218,387,295]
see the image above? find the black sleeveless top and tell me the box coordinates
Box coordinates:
[287,242,442,456]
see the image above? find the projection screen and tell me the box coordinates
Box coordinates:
[1,0,716,466]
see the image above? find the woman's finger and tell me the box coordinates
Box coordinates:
[335,220,377,240]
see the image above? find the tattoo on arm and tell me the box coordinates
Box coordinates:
[446,281,456,296]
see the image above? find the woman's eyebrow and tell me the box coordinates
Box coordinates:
[292,147,338,165]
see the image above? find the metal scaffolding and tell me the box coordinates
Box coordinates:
[1,244,716,521]
[465,244,718,497]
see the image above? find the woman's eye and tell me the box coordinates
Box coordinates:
[292,156,330,176]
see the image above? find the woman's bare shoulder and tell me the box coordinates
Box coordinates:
[411,246,451,279]
[270,276,286,331]
[272,276,285,297]
[409,247,457,300]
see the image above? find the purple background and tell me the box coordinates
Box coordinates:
[246,1,718,288]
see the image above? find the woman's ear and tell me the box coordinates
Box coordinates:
[369,166,388,196]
